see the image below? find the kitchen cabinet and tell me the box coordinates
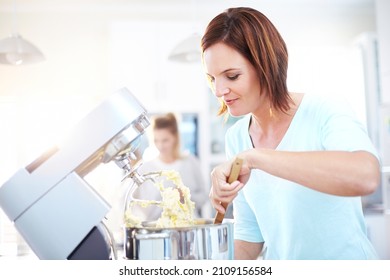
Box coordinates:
[365,167,390,260]
[375,0,390,104]
[371,1,390,258]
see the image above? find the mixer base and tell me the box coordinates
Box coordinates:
[68,224,112,260]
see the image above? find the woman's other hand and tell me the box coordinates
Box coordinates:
[209,154,252,213]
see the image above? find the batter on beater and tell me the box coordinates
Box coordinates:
[124,170,196,228]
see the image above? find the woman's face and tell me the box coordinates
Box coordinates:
[203,42,264,117]
[153,128,177,157]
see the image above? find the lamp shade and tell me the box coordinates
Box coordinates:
[0,33,45,65]
[168,33,201,63]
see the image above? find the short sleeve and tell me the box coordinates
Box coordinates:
[320,97,379,159]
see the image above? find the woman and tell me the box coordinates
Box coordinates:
[202,7,381,259]
[133,113,208,220]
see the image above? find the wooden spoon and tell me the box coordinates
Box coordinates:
[214,157,243,224]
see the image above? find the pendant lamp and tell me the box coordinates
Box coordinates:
[0,0,45,65]
[168,33,201,63]
[168,0,200,63]
[0,33,45,65]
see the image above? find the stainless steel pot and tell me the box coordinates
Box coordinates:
[124,218,234,260]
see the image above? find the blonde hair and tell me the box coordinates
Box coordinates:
[152,113,181,159]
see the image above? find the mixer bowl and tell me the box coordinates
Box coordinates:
[123,218,234,260]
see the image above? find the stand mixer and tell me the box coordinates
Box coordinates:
[0,88,150,259]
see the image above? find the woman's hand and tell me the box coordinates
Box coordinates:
[209,154,252,213]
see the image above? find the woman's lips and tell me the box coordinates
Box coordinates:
[224,98,238,106]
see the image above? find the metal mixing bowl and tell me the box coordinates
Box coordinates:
[123,218,234,260]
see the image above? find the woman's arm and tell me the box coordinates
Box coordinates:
[210,149,380,213]
[234,240,263,260]
[245,149,380,196]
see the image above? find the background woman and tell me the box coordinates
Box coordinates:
[132,113,208,220]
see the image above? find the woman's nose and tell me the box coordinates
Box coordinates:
[214,81,230,97]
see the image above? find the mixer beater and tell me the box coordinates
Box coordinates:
[119,160,196,229]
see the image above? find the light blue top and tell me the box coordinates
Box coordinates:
[226,94,379,259]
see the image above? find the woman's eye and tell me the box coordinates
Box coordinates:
[227,74,239,80]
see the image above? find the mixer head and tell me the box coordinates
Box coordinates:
[105,112,149,164]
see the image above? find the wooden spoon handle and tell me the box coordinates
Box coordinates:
[214,157,243,224]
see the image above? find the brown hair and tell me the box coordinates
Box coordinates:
[201,7,291,115]
[152,113,181,159]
